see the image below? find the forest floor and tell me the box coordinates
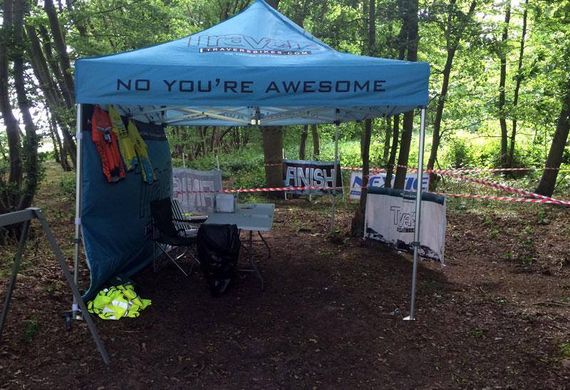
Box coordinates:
[0,165,569,389]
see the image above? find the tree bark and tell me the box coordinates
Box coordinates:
[262,126,284,198]
[44,0,75,106]
[394,0,419,189]
[299,125,308,159]
[427,0,477,191]
[535,79,570,197]
[26,24,76,167]
[351,119,373,236]
[265,0,280,8]
[38,25,70,108]
[0,0,23,197]
[351,0,376,236]
[383,117,392,165]
[13,0,39,209]
[260,0,283,195]
[508,0,529,167]
[311,124,320,158]
[498,0,511,167]
[385,115,400,188]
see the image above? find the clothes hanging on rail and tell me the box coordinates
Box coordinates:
[127,119,155,184]
[91,106,126,183]
[108,105,137,171]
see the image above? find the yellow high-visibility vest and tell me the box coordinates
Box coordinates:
[88,284,151,320]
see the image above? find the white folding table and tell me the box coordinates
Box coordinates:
[205,203,275,289]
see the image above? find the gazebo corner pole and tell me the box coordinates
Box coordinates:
[72,103,83,318]
[331,115,340,232]
[405,107,427,321]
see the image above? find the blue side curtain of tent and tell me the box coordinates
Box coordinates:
[80,105,171,300]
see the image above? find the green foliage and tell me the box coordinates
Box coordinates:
[561,342,570,358]
[22,318,39,343]
[178,145,266,189]
[442,137,476,168]
[59,174,76,199]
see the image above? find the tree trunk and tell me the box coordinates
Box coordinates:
[265,0,280,8]
[535,79,570,197]
[311,124,320,159]
[498,0,511,167]
[351,119,373,236]
[38,25,70,108]
[428,0,477,191]
[508,0,528,167]
[383,117,392,165]
[351,0,376,236]
[44,0,75,106]
[0,0,23,200]
[13,0,39,209]
[262,127,284,198]
[260,0,282,195]
[385,115,400,188]
[299,125,308,159]
[394,0,419,189]
[26,24,76,167]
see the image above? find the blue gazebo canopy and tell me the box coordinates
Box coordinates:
[75,0,429,126]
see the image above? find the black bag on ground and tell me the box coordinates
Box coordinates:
[197,224,240,296]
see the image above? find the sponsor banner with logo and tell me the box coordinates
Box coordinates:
[282,159,343,196]
[364,187,446,263]
[173,168,222,214]
[349,171,429,200]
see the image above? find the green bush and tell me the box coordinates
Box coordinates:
[442,137,476,168]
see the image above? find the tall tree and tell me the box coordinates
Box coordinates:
[497,0,511,167]
[507,0,529,167]
[311,124,320,158]
[351,0,376,237]
[44,0,75,107]
[0,0,40,213]
[26,24,75,169]
[394,0,419,189]
[535,78,570,197]
[0,0,22,196]
[13,0,39,209]
[299,125,308,159]
[260,0,283,195]
[427,0,478,190]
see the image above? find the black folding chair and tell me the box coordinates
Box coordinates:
[150,197,207,276]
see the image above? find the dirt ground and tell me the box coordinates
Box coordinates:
[0,195,569,389]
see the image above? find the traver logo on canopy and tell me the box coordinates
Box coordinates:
[188,34,322,55]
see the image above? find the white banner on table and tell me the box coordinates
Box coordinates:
[349,171,429,200]
[173,168,222,214]
[364,188,446,263]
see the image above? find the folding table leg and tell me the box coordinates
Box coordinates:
[238,231,264,291]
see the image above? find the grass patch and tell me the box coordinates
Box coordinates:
[22,318,40,344]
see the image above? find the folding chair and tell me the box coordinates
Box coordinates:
[150,197,206,276]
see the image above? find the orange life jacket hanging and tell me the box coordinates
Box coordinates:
[91,106,126,183]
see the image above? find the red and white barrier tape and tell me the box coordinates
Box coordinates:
[175,185,344,195]
[438,193,567,205]
[342,165,568,174]
[174,183,568,207]
[432,172,570,207]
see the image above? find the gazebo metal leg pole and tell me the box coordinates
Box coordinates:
[0,220,31,340]
[406,108,427,321]
[72,103,83,318]
[331,123,340,232]
[33,209,110,365]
